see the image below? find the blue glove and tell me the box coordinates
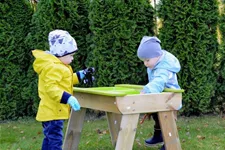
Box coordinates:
[67,96,80,111]
[77,70,85,81]
[79,70,85,79]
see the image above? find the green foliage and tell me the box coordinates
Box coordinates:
[26,0,89,70]
[1,0,224,119]
[212,1,225,115]
[212,44,225,115]
[0,0,90,120]
[0,0,33,120]
[24,0,90,118]
[87,0,154,87]
[158,0,219,116]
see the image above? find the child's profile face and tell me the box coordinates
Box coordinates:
[59,53,75,65]
[143,56,160,69]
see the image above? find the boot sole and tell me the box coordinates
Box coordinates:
[145,142,164,147]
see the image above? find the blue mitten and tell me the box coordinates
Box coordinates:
[67,96,81,111]
[78,70,85,80]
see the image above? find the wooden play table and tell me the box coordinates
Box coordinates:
[63,84,183,150]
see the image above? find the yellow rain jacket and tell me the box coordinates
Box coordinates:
[32,50,79,121]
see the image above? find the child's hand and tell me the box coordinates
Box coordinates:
[67,96,81,111]
[140,90,145,94]
[83,67,95,85]
[77,67,95,85]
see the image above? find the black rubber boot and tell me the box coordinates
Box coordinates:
[145,128,163,147]
[160,144,165,150]
[145,113,163,147]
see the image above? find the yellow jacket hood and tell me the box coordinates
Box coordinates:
[32,50,62,75]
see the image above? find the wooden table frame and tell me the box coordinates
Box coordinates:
[63,92,182,150]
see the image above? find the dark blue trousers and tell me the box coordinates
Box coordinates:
[42,120,64,150]
[152,113,160,129]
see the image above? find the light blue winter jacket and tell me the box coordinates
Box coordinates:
[143,50,181,93]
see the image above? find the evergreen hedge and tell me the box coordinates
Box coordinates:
[0,0,90,120]
[212,1,225,115]
[157,0,219,116]
[0,0,33,120]
[87,0,155,87]
[26,0,90,70]
[1,0,224,119]
[24,0,90,117]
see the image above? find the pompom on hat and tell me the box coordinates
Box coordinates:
[137,36,162,60]
[48,29,78,57]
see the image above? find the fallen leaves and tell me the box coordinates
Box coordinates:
[135,138,142,147]
[96,129,109,135]
[197,135,205,140]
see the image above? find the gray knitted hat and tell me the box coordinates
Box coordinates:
[48,30,78,57]
[137,36,162,60]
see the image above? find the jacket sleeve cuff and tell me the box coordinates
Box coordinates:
[143,86,151,93]
[61,91,71,104]
[76,71,82,82]
[73,73,80,84]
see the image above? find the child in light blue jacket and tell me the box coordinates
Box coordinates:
[137,36,181,150]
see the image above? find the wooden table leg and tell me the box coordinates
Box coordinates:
[106,112,122,147]
[115,114,140,150]
[158,111,182,150]
[63,108,86,150]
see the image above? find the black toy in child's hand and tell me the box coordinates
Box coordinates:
[83,67,95,86]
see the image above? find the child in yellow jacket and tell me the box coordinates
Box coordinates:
[32,30,85,150]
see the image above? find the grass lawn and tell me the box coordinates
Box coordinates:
[0,114,225,150]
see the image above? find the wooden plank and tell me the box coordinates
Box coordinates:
[63,108,86,150]
[158,111,182,150]
[106,112,122,147]
[115,114,140,150]
[75,92,121,114]
[116,93,182,114]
